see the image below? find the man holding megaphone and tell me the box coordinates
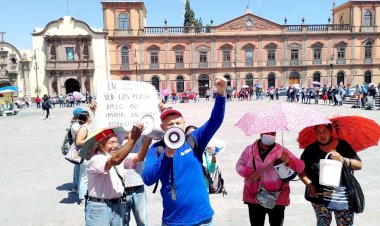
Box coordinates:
[142,76,227,226]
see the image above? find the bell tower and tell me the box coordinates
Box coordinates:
[102,0,147,36]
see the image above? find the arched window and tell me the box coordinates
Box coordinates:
[337,71,345,86]
[121,46,129,66]
[313,72,321,82]
[224,74,231,87]
[246,74,253,87]
[151,76,160,91]
[364,71,372,84]
[122,76,130,81]
[268,73,275,88]
[198,74,210,98]
[365,42,372,60]
[364,10,372,26]
[119,13,129,30]
[176,75,184,92]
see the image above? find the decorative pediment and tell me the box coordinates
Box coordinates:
[195,44,210,51]
[264,42,278,49]
[220,43,233,49]
[288,42,302,49]
[362,37,375,45]
[172,44,185,50]
[335,41,348,47]
[217,13,282,31]
[311,42,324,48]
[147,44,160,51]
[242,43,256,49]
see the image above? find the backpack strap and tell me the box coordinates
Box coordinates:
[152,134,199,194]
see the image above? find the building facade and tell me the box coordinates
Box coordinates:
[103,0,380,97]
[31,16,109,98]
[0,40,31,96]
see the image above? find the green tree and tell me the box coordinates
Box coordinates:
[184,0,195,27]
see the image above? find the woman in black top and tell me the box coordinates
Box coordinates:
[299,124,362,226]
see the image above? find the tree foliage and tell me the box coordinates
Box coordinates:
[184,0,195,26]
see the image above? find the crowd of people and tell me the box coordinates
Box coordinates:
[57,76,371,226]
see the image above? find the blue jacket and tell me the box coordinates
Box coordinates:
[142,95,226,225]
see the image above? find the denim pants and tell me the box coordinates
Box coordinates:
[79,160,88,200]
[85,200,123,226]
[72,164,80,190]
[161,218,214,226]
[123,185,148,226]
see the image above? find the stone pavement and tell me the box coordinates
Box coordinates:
[0,97,379,226]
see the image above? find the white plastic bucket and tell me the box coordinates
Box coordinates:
[319,152,342,187]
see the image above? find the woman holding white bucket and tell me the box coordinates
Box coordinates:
[299,124,362,226]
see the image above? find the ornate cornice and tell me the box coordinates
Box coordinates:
[217,13,282,31]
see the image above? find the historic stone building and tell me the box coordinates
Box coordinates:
[31,16,109,98]
[0,37,31,95]
[103,0,380,97]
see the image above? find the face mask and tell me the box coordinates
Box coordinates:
[261,134,276,146]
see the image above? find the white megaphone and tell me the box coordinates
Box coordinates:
[163,127,186,149]
[273,159,297,182]
[140,114,164,140]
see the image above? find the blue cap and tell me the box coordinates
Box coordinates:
[73,108,84,116]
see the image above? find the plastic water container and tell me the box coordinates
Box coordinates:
[319,152,343,187]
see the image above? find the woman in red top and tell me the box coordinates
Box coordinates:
[35,95,41,108]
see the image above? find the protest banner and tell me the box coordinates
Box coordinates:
[94,80,160,131]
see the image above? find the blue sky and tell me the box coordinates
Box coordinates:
[0,0,347,50]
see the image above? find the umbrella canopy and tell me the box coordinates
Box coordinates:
[72,91,83,100]
[291,84,300,88]
[0,86,18,93]
[312,81,321,86]
[298,115,380,152]
[161,89,169,96]
[235,103,331,135]
[241,84,249,89]
[79,127,129,160]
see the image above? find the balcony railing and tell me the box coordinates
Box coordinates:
[120,64,129,70]
[222,62,231,68]
[336,59,346,65]
[150,63,159,69]
[267,61,276,66]
[364,58,373,64]
[313,59,322,65]
[284,24,352,33]
[245,62,253,67]
[175,63,184,69]
[145,26,211,35]
[198,62,209,68]
[290,60,299,66]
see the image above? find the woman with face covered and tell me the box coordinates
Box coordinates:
[236,132,305,226]
[299,124,362,226]
[85,124,144,226]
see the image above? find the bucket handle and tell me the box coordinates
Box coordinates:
[325,151,340,161]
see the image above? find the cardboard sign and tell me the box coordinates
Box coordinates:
[94,81,160,130]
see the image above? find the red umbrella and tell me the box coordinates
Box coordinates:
[297,115,380,152]
[235,103,331,135]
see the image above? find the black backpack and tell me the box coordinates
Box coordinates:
[203,165,227,195]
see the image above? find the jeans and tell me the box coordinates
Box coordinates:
[85,200,123,226]
[72,164,80,190]
[123,185,147,226]
[161,218,214,226]
[79,160,88,200]
[247,203,285,226]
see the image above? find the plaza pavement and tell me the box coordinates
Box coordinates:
[0,97,379,226]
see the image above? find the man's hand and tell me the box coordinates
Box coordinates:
[89,100,97,114]
[214,76,227,96]
[130,123,144,141]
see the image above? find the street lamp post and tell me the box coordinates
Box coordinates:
[33,50,39,94]
[329,54,334,87]
[134,48,138,80]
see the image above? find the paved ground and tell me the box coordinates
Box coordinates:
[0,97,379,226]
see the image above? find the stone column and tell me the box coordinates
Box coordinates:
[57,72,62,95]
[47,72,53,96]
[79,71,85,93]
